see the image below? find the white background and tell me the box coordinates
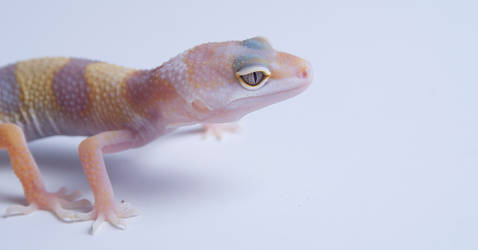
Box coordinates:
[0,0,477,249]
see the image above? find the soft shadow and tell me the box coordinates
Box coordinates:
[0,127,224,205]
[0,190,26,205]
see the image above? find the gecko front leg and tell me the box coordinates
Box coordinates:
[1,123,91,220]
[77,129,140,234]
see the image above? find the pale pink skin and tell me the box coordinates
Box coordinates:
[0,37,312,234]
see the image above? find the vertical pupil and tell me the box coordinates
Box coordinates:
[240,71,266,86]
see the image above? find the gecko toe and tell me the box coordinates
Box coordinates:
[108,214,127,230]
[118,201,140,218]
[4,204,37,217]
[52,203,94,222]
[90,215,105,235]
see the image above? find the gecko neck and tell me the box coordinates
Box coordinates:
[124,65,211,133]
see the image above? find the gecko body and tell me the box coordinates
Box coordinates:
[0,37,312,233]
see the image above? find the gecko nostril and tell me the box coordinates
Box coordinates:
[297,66,309,79]
[301,69,308,79]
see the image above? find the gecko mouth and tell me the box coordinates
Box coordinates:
[206,79,311,123]
[232,82,310,110]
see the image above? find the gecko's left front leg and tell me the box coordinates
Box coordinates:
[202,123,240,140]
[77,130,140,234]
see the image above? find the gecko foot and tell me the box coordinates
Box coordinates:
[202,123,240,140]
[79,200,140,234]
[4,187,92,220]
[4,187,139,234]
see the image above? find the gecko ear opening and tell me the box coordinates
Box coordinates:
[235,66,270,90]
[192,99,210,113]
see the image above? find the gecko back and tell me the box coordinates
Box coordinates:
[0,57,148,141]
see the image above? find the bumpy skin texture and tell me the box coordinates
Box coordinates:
[0,37,312,234]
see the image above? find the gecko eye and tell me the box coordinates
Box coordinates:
[235,66,271,90]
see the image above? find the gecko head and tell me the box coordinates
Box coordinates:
[168,37,313,123]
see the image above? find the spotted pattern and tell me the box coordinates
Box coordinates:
[14,58,71,139]
[125,69,177,104]
[0,64,21,116]
[53,58,94,115]
[83,62,138,129]
[15,57,70,111]
[124,67,185,121]
[183,42,235,90]
[124,70,154,107]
